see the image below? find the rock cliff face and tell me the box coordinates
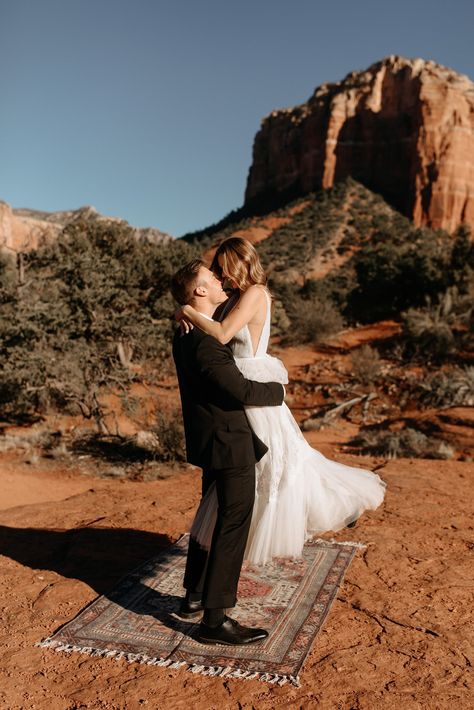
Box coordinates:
[0,201,172,254]
[245,56,474,233]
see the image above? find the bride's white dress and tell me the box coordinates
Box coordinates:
[190,290,386,565]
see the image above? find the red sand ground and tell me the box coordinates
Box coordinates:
[0,339,473,709]
[1,453,472,709]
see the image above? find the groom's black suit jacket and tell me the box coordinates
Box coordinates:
[172,326,284,470]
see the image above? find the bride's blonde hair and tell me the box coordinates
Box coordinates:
[210,237,267,292]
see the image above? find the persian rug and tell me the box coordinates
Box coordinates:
[37,534,364,686]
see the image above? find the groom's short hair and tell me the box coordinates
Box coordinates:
[170,258,205,305]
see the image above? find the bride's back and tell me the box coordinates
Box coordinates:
[231,286,271,359]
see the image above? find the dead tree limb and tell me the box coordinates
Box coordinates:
[303,392,377,431]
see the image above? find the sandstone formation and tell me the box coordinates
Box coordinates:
[245,55,474,233]
[0,200,172,254]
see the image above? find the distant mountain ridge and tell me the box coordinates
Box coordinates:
[244,55,474,233]
[0,200,173,254]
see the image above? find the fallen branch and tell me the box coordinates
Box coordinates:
[302,392,377,431]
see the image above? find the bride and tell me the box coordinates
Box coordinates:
[176,236,386,565]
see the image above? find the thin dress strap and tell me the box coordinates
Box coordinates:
[253,288,271,357]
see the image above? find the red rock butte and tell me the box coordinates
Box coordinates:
[245,55,474,233]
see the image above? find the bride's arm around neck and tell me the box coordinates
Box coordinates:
[183,284,267,345]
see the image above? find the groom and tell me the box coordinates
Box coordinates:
[170,258,284,645]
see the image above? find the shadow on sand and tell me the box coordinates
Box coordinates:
[0,525,195,634]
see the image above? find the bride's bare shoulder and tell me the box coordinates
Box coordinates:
[243,283,270,300]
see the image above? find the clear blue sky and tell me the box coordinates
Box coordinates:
[1,0,473,237]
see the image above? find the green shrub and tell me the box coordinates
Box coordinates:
[401,286,471,362]
[351,427,454,459]
[270,298,291,337]
[349,233,451,320]
[414,366,474,408]
[350,345,382,384]
[0,221,197,424]
[71,409,185,464]
[287,296,345,345]
[402,305,455,361]
[151,410,186,462]
[347,222,474,324]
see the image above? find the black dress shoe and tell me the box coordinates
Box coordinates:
[346,517,359,528]
[195,616,268,645]
[177,598,204,620]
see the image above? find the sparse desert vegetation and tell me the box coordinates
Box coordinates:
[1,181,472,468]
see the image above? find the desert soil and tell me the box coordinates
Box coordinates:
[0,339,472,710]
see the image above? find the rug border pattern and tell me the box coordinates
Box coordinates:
[36,535,364,686]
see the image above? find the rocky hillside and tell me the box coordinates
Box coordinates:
[0,200,173,254]
[245,55,474,233]
[183,177,473,345]
[184,178,449,282]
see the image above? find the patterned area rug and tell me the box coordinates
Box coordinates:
[37,534,363,686]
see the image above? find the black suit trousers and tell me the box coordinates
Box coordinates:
[183,463,255,609]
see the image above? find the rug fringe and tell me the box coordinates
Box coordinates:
[35,638,174,667]
[186,662,300,686]
[313,537,367,549]
[36,637,301,686]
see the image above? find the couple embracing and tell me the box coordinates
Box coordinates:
[170,238,386,646]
